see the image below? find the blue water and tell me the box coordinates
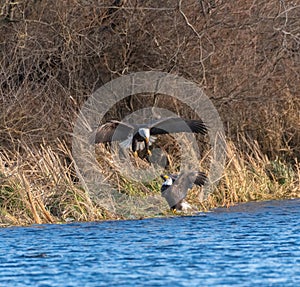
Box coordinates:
[1,199,300,287]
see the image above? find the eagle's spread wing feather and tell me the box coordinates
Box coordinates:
[150,117,207,136]
[183,171,207,188]
[193,171,207,186]
[94,120,134,143]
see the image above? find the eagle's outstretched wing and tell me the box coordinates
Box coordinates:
[192,171,207,186]
[177,170,207,190]
[150,117,207,136]
[94,120,135,143]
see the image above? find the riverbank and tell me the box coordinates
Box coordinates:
[0,138,299,227]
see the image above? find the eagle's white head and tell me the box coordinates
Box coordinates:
[138,128,150,142]
[161,175,173,186]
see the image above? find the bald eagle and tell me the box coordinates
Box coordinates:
[93,117,207,158]
[160,171,207,212]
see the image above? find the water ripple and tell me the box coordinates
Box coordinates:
[0,199,300,286]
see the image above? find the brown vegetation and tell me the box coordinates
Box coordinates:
[0,0,299,225]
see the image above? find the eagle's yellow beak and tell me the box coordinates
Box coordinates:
[145,137,149,144]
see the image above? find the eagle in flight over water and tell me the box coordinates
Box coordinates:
[93,117,208,158]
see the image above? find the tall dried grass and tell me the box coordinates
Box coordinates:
[0,141,114,226]
[0,132,299,226]
[201,138,300,211]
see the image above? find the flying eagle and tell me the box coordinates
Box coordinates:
[93,117,207,157]
[160,171,207,212]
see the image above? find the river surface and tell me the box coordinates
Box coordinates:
[1,199,300,286]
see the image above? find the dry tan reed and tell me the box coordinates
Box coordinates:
[0,133,299,226]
